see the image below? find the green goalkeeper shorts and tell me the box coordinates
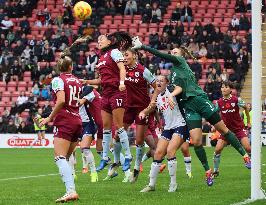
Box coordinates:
[183,94,221,130]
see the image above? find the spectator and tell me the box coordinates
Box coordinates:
[160,32,170,50]
[59,31,69,46]
[199,30,211,45]
[193,21,203,35]
[224,30,233,45]
[21,45,32,60]
[0,8,6,22]
[234,57,247,80]
[149,30,160,49]
[142,4,152,23]
[9,102,18,117]
[63,5,74,24]
[80,69,90,80]
[180,31,190,46]
[124,0,137,15]
[171,2,182,22]
[54,13,63,28]
[230,15,240,31]
[32,84,40,97]
[151,2,161,23]
[28,36,37,49]
[211,27,224,43]
[85,50,98,72]
[207,41,219,59]
[63,0,72,7]
[42,44,54,62]
[105,0,115,8]
[180,1,192,29]
[17,91,28,106]
[204,19,215,34]
[247,0,251,11]
[10,60,22,81]
[174,21,184,37]
[19,15,30,34]
[6,119,17,133]
[14,113,23,128]
[228,69,240,88]
[163,20,174,35]
[1,16,13,34]
[18,121,30,133]
[239,14,250,31]
[204,77,215,101]
[187,38,199,57]
[230,38,241,55]
[235,0,246,13]
[63,24,73,38]
[220,69,229,81]
[42,101,52,118]
[35,19,43,27]
[33,41,43,61]
[213,77,222,100]
[44,24,55,40]
[209,58,221,75]
[2,109,10,124]
[208,67,219,81]
[190,59,202,81]
[41,85,50,100]
[192,30,201,44]
[7,31,15,44]
[0,116,7,133]
[114,0,124,15]
[198,43,208,60]
[75,50,87,73]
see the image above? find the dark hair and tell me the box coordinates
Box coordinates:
[57,56,72,72]
[103,31,132,51]
[221,81,234,89]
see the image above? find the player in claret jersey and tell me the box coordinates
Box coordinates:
[213,81,251,176]
[106,48,156,182]
[39,56,82,203]
[84,32,133,172]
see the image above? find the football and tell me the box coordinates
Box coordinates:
[73,1,92,21]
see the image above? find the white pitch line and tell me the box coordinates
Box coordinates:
[230,199,255,205]
[0,173,59,181]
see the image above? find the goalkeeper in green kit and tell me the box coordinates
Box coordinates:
[132,37,251,186]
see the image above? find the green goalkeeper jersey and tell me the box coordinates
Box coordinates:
[142,46,205,100]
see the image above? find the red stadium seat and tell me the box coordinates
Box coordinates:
[113,19,122,25]
[0,81,6,92]
[104,15,113,20]
[7,81,17,92]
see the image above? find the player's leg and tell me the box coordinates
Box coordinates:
[130,124,147,183]
[97,110,112,171]
[80,134,98,182]
[54,137,79,202]
[31,131,41,146]
[213,120,251,168]
[181,142,192,178]
[112,107,132,171]
[240,136,251,155]
[166,133,183,192]
[68,150,77,180]
[213,138,227,177]
[41,131,46,146]
[141,138,168,192]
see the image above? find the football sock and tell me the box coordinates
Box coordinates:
[102,129,112,160]
[113,141,122,164]
[184,156,192,173]
[68,153,76,176]
[194,145,210,171]
[83,148,96,173]
[117,127,132,159]
[134,144,145,171]
[224,131,246,156]
[55,156,75,193]
[149,160,162,187]
[167,157,177,185]
[81,151,88,169]
[213,153,221,172]
[142,153,150,162]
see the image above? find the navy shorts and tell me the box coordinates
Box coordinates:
[36,130,45,134]
[79,121,97,140]
[160,125,190,142]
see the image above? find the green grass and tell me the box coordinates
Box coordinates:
[0,147,265,205]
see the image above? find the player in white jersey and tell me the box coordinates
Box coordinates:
[78,86,98,182]
[139,75,191,193]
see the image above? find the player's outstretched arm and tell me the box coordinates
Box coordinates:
[132,36,181,65]
[168,86,182,110]
[117,62,127,91]
[82,78,101,85]
[39,91,65,126]
[139,101,157,120]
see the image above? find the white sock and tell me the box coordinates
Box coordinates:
[184,156,192,173]
[142,153,150,162]
[113,141,122,164]
[134,144,145,170]
[68,154,76,175]
[120,153,125,165]
[117,127,132,159]
[55,156,75,193]
[102,129,112,160]
[149,161,161,187]
[83,148,96,173]
[168,157,177,185]
[81,151,88,169]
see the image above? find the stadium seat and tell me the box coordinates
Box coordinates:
[0,81,6,92]
[18,81,27,92]
[7,82,17,92]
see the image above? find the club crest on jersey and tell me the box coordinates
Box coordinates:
[231,103,235,107]
[135,72,139,77]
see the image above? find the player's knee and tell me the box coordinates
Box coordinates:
[167,148,176,159]
[154,150,164,160]
[136,138,144,145]
[192,138,202,146]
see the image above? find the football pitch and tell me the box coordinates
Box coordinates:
[0,147,265,205]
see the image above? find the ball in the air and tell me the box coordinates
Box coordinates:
[73,1,92,21]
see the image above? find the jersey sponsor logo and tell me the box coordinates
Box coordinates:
[97,60,106,68]
[135,72,139,77]
[221,108,236,114]
[125,76,139,83]
[66,77,81,84]
[7,137,49,147]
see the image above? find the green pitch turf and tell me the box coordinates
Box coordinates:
[0,147,265,205]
